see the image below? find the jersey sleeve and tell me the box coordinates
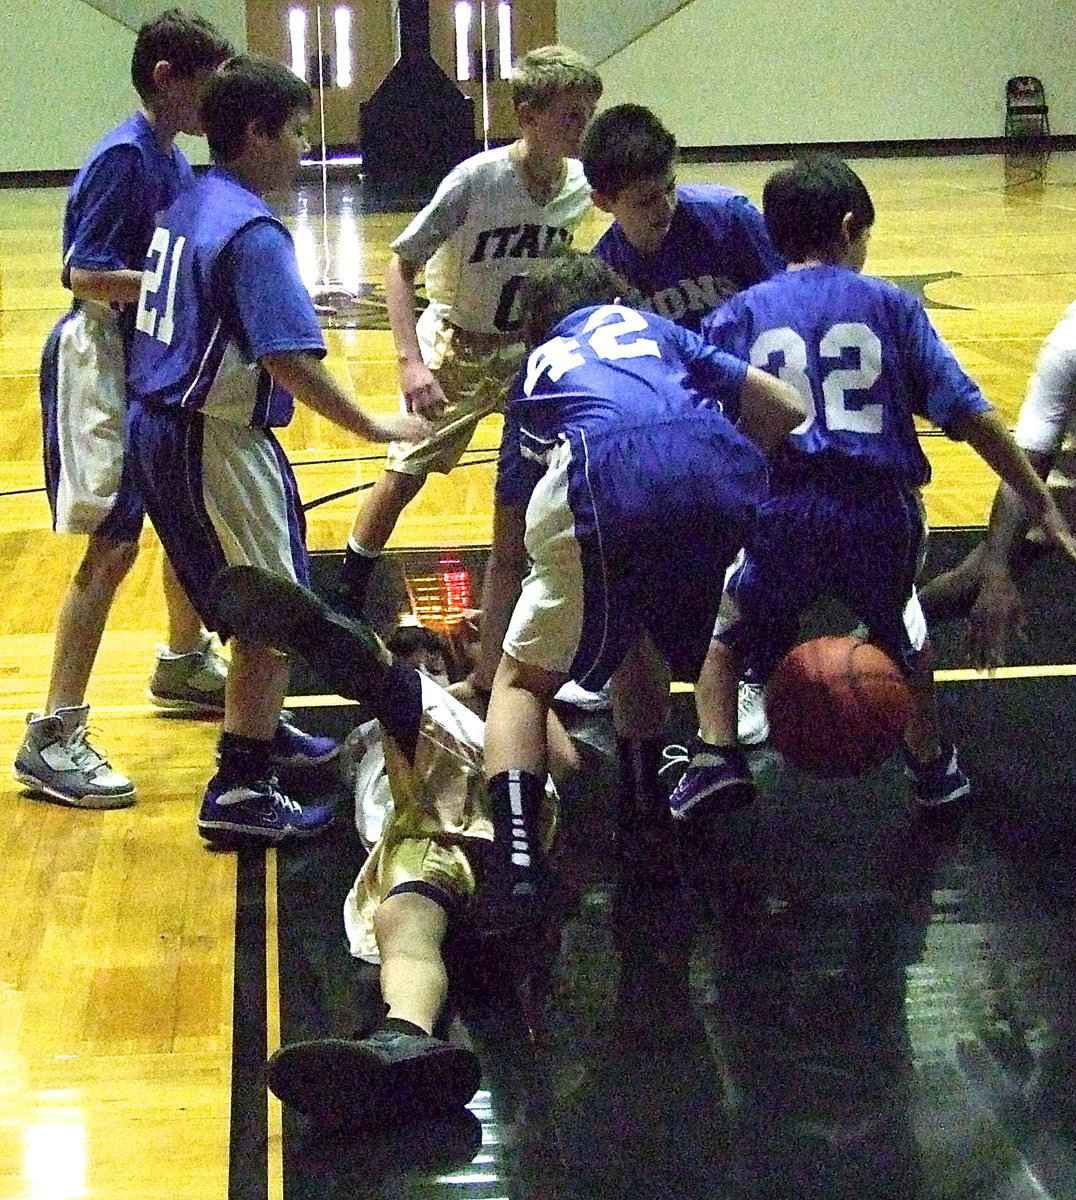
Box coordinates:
[389,162,473,267]
[218,221,326,361]
[1012,313,1076,454]
[902,299,990,432]
[671,320,750,421]
[494,383,544,509]
[63,144,148,276]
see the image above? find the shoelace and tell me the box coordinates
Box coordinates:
[63,725,111,776]
[259,777,302,815]
[659,743,689,775]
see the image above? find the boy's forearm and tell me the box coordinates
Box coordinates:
[262,352,377,439]
[384,255,424,366]
[955,409,1055,535]
[68,266,143,305]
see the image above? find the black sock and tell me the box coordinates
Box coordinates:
[615,736,669,829]
[339,545,379,607]
[486,769,546,898]
[378,1016,429,1038]
[216,731,272,782]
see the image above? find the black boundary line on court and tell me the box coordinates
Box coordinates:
[229,848,270,1200]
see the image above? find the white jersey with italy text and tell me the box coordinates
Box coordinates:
[390,147,591,355]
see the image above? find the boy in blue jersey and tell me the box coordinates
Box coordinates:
[583,103,785,750]
[125,56,429,845]
[15,9,234,810]
[582,104,785,335]
[478,253,805,914]
[673,156,1076,823]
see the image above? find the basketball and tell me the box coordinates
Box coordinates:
[765,636,914,779]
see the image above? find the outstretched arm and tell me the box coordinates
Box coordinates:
[262,350,431,444]
[735,366,808,454]
[949,409,1070,666]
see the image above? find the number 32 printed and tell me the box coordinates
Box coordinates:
[751,323,883,434]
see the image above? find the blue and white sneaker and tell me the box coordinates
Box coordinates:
[198,772,335,845]
[269,718,340,767]
[906,743,971,809]
[668,738,755,821]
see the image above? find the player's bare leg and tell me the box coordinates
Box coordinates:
[483,653,566,915]
[484,653,566,779]
[161,552,209,653]
[267,887,480,1124]
[375,890,450,1034]
[46,533,138,712]
[223,639,288,739]
[12,533,140,807]
[341,469,426,609]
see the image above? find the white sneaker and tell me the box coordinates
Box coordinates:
[737,680,770,745]
[14,706,136,808]
[554,680,612,711]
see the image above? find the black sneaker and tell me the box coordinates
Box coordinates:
[210,566,393,701]
[266,1031,482,1126]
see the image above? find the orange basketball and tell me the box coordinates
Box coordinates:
[765,636,914,779]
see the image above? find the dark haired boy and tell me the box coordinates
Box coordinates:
[582,103,785,748]
[478,253,805,912]
[16,9,234,809]
[675,156,1076,824]
[583,104,784,334]
[125,56,429,844]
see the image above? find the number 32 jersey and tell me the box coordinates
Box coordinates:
[703,265,989,487]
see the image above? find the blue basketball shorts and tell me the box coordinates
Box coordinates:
[124,402,309,633]
[504,420,767,688]
[714,471,929,675]
[39,304,145,541]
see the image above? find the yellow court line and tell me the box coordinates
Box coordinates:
[266,848,284,1200]
[1,665,1074,724]
[668,662,1076,694]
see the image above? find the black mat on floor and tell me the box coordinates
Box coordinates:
[247,530,1076,1200]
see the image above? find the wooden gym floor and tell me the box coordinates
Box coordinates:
[1,149,1076,1199]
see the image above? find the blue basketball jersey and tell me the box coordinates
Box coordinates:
[496,303,754,507]
[592,184,785,332]
[703,265,990,486]
[127,167,325,428]
[62,112,194,287]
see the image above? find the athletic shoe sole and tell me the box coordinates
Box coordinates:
[197,814,335,847]
[266,1038,482,1125]
[13,767,136,809]
[147,689,225,715]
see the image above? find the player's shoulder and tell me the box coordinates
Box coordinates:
[677,182,749,210]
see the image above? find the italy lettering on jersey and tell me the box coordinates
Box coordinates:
[703,265,989,487]
[593,184,785,332]
[62,112,194,287]
[128,168,324,428]
[495,304,752,508]
[391,148,592,339]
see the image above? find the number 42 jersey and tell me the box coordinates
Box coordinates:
[496,303,759,509]
[703,264,989,488]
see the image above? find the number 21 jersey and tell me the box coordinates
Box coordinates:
[703,265,989,487]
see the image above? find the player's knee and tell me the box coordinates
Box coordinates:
[77,536,138,587]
